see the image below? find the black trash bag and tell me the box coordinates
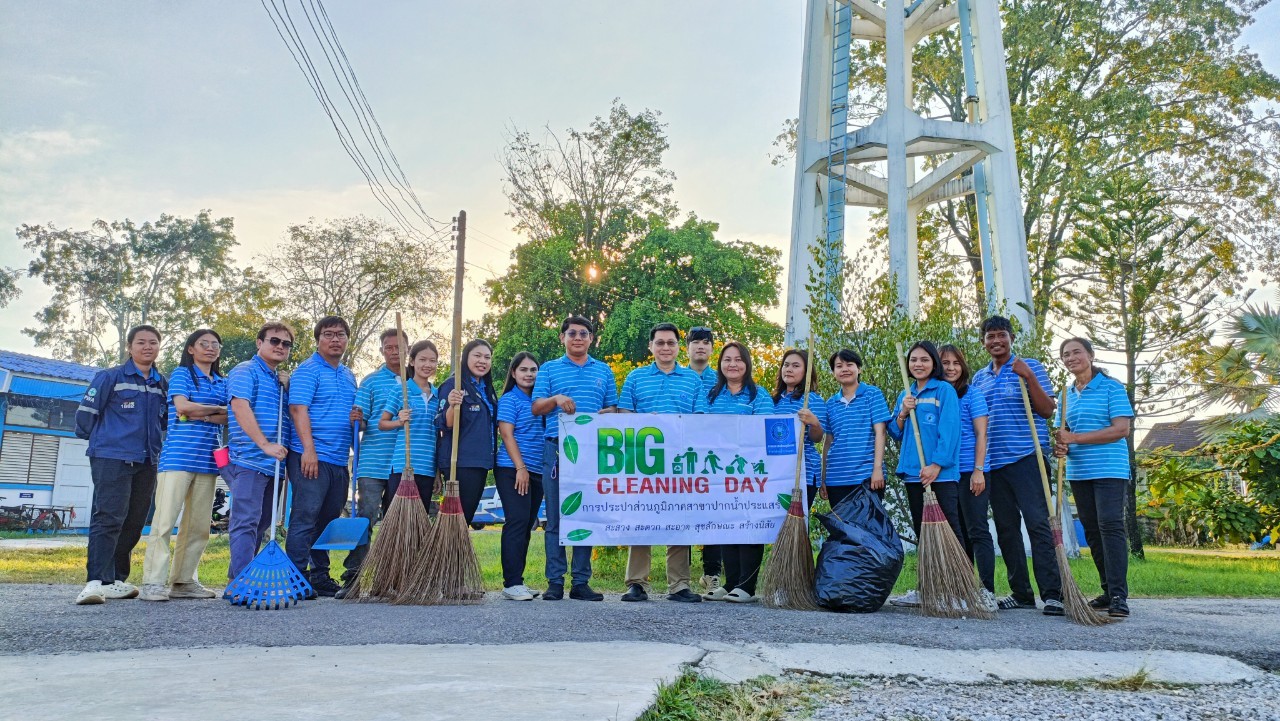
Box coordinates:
[814,485,904,612]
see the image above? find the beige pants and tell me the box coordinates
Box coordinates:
[624,545,692,594]
[142,470,216,586]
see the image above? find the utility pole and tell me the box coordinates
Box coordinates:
[451,210,467,371]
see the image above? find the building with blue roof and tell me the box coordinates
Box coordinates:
[0,349,102,528]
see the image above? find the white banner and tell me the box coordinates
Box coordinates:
[556,412,804,546]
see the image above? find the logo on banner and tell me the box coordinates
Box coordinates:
[764,418,796,455]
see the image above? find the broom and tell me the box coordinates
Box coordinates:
[350,313,436,602]
[896,343,993,620]
[224,390,312,609]
[760,339,819,611]
[1019,378,1110,626]
[402,274,484,605]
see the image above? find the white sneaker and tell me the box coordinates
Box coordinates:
[889,589,920,607]
[139,584,170,602]
[75,581,106,605]
[979,588,999,613]
[102,581,139,600]
[702,586,730,601]
[169,582,216,599]
[725,588,759,604]
[503,584,534,601]
[699,574,719,592]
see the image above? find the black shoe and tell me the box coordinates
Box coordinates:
[311,576,341,598]
[1108,597,1130,618]
[302,586,318,600]
[334,580,355,600]
[621,584,649,602]
[996,594,1037,610]
[542,584,564,601]
[570,584,604,601]
[667,589,703,603]
[1088,594,1109,610]
[1042,599,1065,616]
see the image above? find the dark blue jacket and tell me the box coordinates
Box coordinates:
[75,359,168,464]
[435,374,497,470]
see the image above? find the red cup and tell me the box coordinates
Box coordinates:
[213,446,231,469]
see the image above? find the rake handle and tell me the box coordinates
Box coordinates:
[1017,377,1055,518]
[895,342,928,470]
[269,385,285,537]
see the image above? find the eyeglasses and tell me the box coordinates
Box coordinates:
[652,340,678,348]
[564,330,591,339]
[196,341,222,350]
[320,331,349,341]
[266,337,294,349]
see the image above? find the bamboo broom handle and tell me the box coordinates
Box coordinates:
[396,313,413,475]
[1017,377,1055,518]
[1056,383,1069,519]
[791,339,815,493]
[895,342,928,469]
[448,335,463,482]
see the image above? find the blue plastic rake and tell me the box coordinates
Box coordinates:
[224,389,313,609]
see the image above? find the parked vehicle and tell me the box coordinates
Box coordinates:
[470,485,548,531]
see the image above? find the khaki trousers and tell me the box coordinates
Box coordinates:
[624,545,692,594]
[142,470,216,586]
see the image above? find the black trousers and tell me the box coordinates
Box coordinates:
[905,481,963,544]
[494,466,544,587]
[87,458,156,583]
[701,545,723,577]
[990,453,1062,603]
[440,466,489,525]
[956,470,996,593]
[722,544,764,595]
[1071,477,1129,601]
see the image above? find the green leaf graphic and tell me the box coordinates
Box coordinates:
[566,529,592,542]
[563,435,579,463]
[561,490,583,516]
[777,493,792,510]
[575,414,592,425]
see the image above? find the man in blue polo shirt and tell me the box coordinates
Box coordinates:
[223,322,295,581]
[684,326,721,592]
[336,327,407,598]
[286,315,361,597]
[531,315,615,602]
[620,323,704,604]
[823,348,892,506]
[971,315,1063,616]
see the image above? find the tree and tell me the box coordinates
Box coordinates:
[18,211,238,365]
[0,267,19,308]
[261,216,449,368]
[1192,304,1280,421]
[1060,172,1238,557]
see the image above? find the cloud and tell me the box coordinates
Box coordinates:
[0,127,103,168]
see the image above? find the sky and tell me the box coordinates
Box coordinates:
[1,0,1278,383]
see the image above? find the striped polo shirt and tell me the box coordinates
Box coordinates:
[158,365,228,474]
[287,352,358,466]
[823,382,892,486]
[381,379,439,475]
[354,365,403,480]
[1063,372,1133,481]
[532,353,619,439]
[228,355,292,476]
[773,391,828,485]
[957,388,990,473]
[496,387,544,470]
[887,378,961,482]
[689,364,718,393]
[619,362,701,414]
[693,383,775,415]
[971,355,1055,470]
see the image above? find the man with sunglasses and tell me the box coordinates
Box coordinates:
[224,322,296,583]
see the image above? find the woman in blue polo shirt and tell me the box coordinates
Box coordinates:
[1055,337,1134,618]
[140,329,229,602]
[694,342,773,603]
[822,348,892,506]
[379,340,440,509]
[495,351,544,601]
[438,338,499,525]
[771,349,827,507]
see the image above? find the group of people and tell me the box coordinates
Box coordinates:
[70,312,1133,620]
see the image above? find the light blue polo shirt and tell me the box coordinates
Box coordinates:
[1063,373,1133,481]
[619,363,701,414]
[381,379,439,475]
[158,365,228,474]
[287,352,358,466]
[496,387,544,470]
[532,353,619,439]
[693,383,775,415]
[887,378,961,481]
[689,364,718,393]
[971,355,1055,470]
[957,388,990,473]
[824,382,892,486]
[228,355,291,476]
[354,366,403,479]
[773,391,828,485]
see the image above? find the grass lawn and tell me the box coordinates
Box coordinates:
[1,529,1278,597]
